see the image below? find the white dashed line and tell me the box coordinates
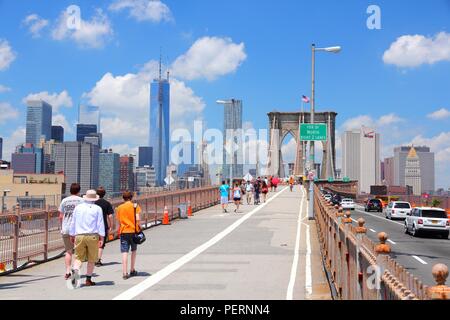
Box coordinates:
[387,239,396,245]
[369,229,376,233]
[412,255,428,265]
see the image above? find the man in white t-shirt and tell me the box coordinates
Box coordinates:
[245,181,254,205]
[59,183,83,280]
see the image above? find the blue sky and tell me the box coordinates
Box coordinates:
[0,0,449,188]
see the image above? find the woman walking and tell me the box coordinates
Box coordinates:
[232,183,242,213]
[261,181,269,203]
[116,191,142,280]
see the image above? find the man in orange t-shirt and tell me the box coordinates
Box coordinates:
[116,191,142,280]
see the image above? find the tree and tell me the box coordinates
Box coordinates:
[431,198,441,208]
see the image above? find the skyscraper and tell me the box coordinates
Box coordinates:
[405,147,422,196]
[54,142,99,195]
[0,137,3,160]
[218,99,243,181]
[393,146,434,194]
[149,67,170,186]
[177,141,195,177]
[26,100,52,146]
[383,157,395,186]
[76,124,97,143]
[79,105,100,131]
[99,150,120,196]
[342,126,381,194]
[11,144,44,174]
[138,146,153,167]
[51,126,64,143]
[84,133,103,149]
[120,155,135,192]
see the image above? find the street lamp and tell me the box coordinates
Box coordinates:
[308,44,341,220]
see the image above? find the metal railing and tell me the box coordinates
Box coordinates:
[0,186,220,274]
[313,185,450,300]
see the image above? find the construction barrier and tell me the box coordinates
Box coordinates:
[313,185,449,300]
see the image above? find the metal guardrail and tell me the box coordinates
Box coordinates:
[313,185,450,300]
[0,186,220,274]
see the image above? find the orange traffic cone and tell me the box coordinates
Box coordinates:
[0,262,5,273]
[187,201,193,217]
[162,206,171,225]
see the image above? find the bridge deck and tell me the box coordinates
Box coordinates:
[0,186,331,300]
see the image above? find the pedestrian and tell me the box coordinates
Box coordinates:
[117,191,143,280]
[269,176,274,192]
[69,190,105,288]
[245,180,254,205]
[232,182,242,213]
[261,181,269,203]
[289,176,295,192]
[254,178,261,205]
[95,187,114,267]
[59,183,84,281]
[219,181,230,213]
[272,176,279,192]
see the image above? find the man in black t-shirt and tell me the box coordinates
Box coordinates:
[95,187,114,267]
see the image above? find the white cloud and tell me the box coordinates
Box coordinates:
[0,102,19,124]
[2,127,26,161]
[22,90,73,112]
[427,108,450,120]
[0,39,16,71]
[383,32,450,67]
[109,0,173,23]
[0,85,11,93]
[52,114,73,134]
[23,14,49,38]
[378,113,405,126]
[172,36,247,81]
[52,9,113,49]
[106,144,138,156]
[341,113,404,131]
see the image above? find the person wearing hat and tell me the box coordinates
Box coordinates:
[69,190,105,288]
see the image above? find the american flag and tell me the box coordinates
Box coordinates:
[302,95,310,103]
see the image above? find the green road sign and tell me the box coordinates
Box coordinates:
[300,124,328,141]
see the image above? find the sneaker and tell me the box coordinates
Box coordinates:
[123,274,129,280]
[130,270,138,277]
[95,259,103,267]
[224,209,228,213]
[64,273,71,280]
[85,279,96,286]
[71,269,81,289]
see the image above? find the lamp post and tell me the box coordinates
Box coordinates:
[308,44,341,220]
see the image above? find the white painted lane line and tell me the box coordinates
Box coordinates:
[113,187,289,300]
[369,229,376,233]
[387,239,396,245]
[287,187,305,300]
[412,255,428,265]
[304,223,312,297]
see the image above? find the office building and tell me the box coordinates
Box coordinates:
[135,166,156,190]
[26,100,52,146]
[84,132,103,149]
[404,147,422,196]
[120,155,135,192]
[79,105,100,131]
[342,126,381,194]
[76,124,97,143]
[393,146,434,194]
[383,157,395,186]
[54,142,99,195]
[99,150,120,196]
[138,146,153,167]
[0,137,3,160]
[219,99,244,180]
[51,126,64,143]
[11,144,44,174]
[149,67,170,186]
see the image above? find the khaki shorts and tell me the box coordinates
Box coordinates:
[62,234,74,252]
[74,235,99,263]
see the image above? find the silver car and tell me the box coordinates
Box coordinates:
[341,198,355,210]
[404,207,449,238]
[385,201,411,220]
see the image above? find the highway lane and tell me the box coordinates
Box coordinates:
[350,205,450,286]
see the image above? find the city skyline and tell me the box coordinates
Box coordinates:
[0,1,449,188]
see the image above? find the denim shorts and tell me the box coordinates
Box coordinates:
[120,234,137,253]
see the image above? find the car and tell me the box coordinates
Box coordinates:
[332,194,342,205]
[385,201,412,220]
[341,198,355,210]
[404,207,449,238]
[365,199,383,212]
[324,194,332,201]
